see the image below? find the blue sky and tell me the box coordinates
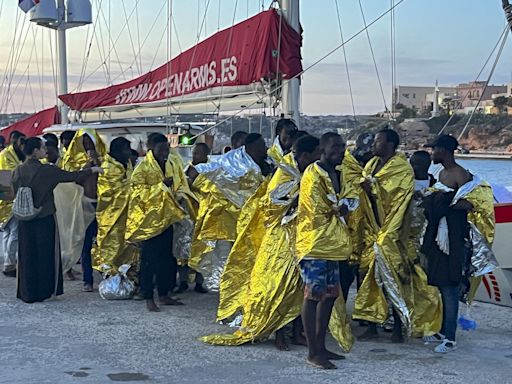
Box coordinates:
[0,0,511,115]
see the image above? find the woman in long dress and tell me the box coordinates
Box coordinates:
[12,137,100,303]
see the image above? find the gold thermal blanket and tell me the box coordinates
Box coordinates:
[125,150,185,243]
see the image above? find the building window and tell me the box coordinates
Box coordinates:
[413,93,416,98]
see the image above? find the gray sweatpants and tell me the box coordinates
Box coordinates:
[2,218,18,272]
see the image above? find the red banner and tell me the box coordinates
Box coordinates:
[0,106,59,139]
[60,9,302,112]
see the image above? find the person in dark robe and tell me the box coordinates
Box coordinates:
[12,137,100,303]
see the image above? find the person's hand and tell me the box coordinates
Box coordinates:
[413,191,423,200]
[338,204,349,217]
[187,167,199,183]
[163,177,173,188]
[87,150,100,166]
[90,166,104,174]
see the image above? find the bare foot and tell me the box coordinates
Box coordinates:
[358,328,379,341]
[274,332,290,351]
[146,300,160,312]
[306,356,337,370]
[321,350,346,360]
[158,296,184,306]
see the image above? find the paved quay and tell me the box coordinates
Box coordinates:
[1,271,512,384]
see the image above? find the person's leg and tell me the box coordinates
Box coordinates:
[140,237,159,311]
[391,308,404,343]
[339,261,355,302]
[275,328,289,351]
[81,218,97,290]
[435,285,459,353]
[194,271,208,293]
[439,285,459,342]
[3,219,18,275]
[300,260,337,369]
[292,316,307,345]
[156,227,183,305]
[175,264,189,293]
[316,261,345,360]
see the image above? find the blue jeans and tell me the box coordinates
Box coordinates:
[439,285,459,341]
[81,214,97,286]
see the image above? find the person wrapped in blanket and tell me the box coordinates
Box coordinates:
[60,128,107,292]
[420,135,495,353]
[200,133,316,350]
[267,118,298,165]
[93,137,136,277]
[215,130,309,327]
[354,129,442,343]
[174,142,211,294]
[187,133,273,291]
[0,130,26,277]
[339,132,375,302]
[296,132,359,370]
[125,133,188,312]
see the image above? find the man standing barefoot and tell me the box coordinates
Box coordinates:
[296,133,353,369]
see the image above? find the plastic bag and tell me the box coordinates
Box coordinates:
[98,264,135,300]
[458,303,477,331]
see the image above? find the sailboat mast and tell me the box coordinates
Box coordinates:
[281,0,301,127]
[56,0,69,124]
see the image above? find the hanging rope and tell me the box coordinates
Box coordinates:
[334,0,357,122]
[358,0,392,119]
[437,25,509,135]
[390,0,397,114]
[457,29,509,141]
[190,0,407,139]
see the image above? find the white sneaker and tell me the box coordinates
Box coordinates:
[423,332,445,344]
[434,339,457,353]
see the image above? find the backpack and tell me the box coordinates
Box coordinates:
[12,165,42,221]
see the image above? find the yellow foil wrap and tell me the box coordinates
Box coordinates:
[295,162,352,261]
[353,153,415,330]
[267,137,284,165]
[216,177,271,321]
[125,150,186,243]
[61,128,107,171]
[202,154,354,351]
[403,197,442,336]
[189,148,264,284]
[0,145,22,223]
[463,181,495,302]
[93,154,135,274]
[341,150,367,265]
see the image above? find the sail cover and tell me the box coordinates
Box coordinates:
[60,9,302,118]
[0,106,59,139]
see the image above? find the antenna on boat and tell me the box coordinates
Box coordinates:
[28,0,92,125]
[280,0,301,128]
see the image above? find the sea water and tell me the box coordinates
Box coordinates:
[431,159,512,191]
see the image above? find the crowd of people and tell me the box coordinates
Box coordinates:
[0,119,496,369]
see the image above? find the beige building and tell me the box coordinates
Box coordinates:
[394,85,457,110]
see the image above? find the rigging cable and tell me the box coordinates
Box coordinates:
[334,0,357,123]
[189,0,407,139]
[358,0,392,119]
[457,29,509,141]
[390,0,397,114]
[437,25,509,135]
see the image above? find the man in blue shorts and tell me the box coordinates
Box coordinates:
[296,132,354,369]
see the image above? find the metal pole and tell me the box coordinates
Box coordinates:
[281,0,300,128]
[57,0,69,124]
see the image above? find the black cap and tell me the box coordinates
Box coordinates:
[425,134,459,151]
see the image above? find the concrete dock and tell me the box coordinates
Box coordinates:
[1,271,512,384]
